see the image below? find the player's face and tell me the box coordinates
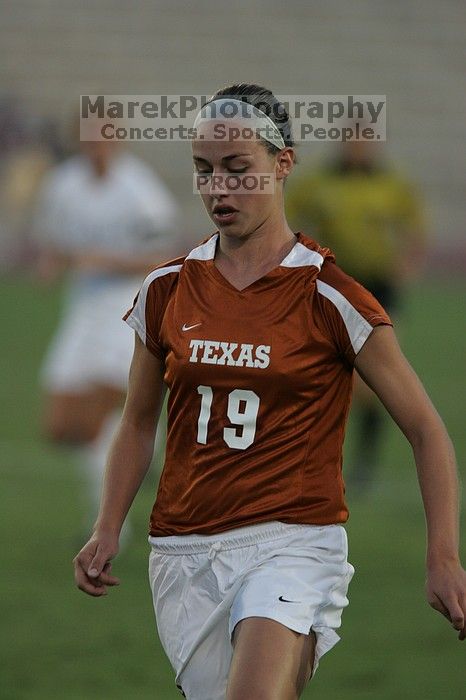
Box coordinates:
[78,117,119,174]
[192,120,288,238]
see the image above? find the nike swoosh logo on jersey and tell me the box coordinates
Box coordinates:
[182,322,202,331]
[278,596,301,603]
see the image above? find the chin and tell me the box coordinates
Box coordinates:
[219,223,250,237]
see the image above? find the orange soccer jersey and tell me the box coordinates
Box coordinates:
[124,232,391,536]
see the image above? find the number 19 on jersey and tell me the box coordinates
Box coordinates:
[196,385,260,450]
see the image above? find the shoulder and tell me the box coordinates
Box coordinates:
[39,155,85,194]
[287,163,337,192]
[138,233,217,294]
[117,152,168,188]
[291,232,334,269]
[317,259,366,302]
[374,165,420,198]
[316,260,391,324]
[124,256,185,351]
[139,256,185,297]
[313,259,392,362]
[124,236,215,353]
[117,152,155,178]
[116,153,178,211]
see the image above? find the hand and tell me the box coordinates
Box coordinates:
[73,532,121,597]
[426,561,466,640]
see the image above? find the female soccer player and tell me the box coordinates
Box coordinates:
[74,84,465,700]
[35,131,179,535]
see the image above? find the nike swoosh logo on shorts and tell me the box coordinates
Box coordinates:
[278,596,301,603]
[182,322,202,331]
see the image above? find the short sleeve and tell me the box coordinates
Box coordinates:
[123,263,181,359]
[315,261,392,365]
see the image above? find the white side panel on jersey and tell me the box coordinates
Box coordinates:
[280,242,324,270]
[316,280,372,354]
[185,234,218,261]
[125,264,182,344]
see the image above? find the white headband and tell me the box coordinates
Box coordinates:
[193,98,286,150]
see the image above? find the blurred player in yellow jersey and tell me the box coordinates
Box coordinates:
[286,138,426,492]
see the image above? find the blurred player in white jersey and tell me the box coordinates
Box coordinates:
[34,127,181,536]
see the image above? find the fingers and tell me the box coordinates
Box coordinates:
[428,593,450,619]
[83,566,120,596]
[448,604,465,632]
[426,564,466,642]
[92,562,121,587]
[428,592,466,641]
[73,540,120,597]
[448,598,466,641]
[74,554,107,597]
[88,544,116,579]
[87,561,120,584]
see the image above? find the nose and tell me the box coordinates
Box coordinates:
[208,173,229,197]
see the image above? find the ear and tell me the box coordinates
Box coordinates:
[275,147,295,180]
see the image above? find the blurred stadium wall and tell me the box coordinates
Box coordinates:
[1,0,465,263]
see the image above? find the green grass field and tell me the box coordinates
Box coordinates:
[1,275,465,700]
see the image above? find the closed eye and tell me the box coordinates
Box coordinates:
[195,167,248,175]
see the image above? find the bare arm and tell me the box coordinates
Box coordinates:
[73,334,167,596]
[354,325,465,640]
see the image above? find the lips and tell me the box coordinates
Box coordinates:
[212,205,239,225]
[212,205,238,215]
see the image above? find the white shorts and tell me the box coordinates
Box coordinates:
[148,520,354,700]
[40,278,138,392]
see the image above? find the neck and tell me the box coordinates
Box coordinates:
[217,210,296,271]
[92,160,109,178]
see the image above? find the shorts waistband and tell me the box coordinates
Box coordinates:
[148,521,332,554]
